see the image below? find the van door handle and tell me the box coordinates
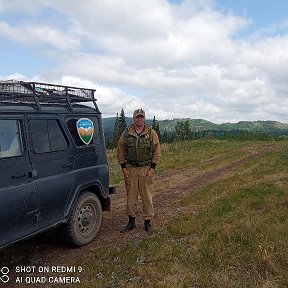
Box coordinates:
[11,173,27,179]
[28,170,37,178]
[62,163,72,168]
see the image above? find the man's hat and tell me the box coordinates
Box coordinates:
[133,108,145,117]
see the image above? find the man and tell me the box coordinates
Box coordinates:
[117,108,161,233]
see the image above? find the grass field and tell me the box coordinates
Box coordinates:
[1,140,287,288]
[77,140,288,288]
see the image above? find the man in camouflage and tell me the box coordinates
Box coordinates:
[117,108,161,233]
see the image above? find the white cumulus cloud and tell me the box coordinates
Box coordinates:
[0,0,288,123]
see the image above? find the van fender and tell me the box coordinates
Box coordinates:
[64,180,111,219]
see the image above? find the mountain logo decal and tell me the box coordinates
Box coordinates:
[76,118,94,145]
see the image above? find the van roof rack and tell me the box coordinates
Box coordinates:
[0,80,98,112]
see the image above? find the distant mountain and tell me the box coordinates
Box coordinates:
[102,117,288,137]
[157,119,288,132]
[218,120,288,131]
[159,118,218,132]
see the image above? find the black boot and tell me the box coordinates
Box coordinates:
[144,219,153,233]
[120,216,136,233]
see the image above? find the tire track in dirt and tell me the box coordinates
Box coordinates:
[0,144,278,287]
[151,145,276,228]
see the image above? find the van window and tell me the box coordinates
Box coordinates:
[66,116,101,147]
[30,119,68,153]
[0,120,23,159]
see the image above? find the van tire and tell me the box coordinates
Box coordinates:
[64,192,102,246]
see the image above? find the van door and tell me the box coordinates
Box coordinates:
[28,115,74,228]
[0,118,39,247]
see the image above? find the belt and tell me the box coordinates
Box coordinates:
[127,161,150,167]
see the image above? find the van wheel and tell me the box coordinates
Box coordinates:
[64,192,102,246]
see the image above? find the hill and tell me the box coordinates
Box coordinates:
[103,117,288,136]
[158,119,288,132]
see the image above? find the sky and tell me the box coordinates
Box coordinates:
[0,0,288,123]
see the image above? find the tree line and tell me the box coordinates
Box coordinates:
[106,110,288,148]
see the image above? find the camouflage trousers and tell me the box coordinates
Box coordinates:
[124,165,154,220]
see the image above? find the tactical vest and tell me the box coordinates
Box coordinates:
[124,126,152,166]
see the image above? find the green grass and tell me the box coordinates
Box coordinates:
[74,140,288,287]
[108,140,250,186]
[2,140,287,287]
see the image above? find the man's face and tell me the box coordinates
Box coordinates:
[133,115,145,127]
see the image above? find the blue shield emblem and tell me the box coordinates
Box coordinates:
[76,118,94,145]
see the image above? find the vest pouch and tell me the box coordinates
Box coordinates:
[125,138,136,162]
[137,138,152,162]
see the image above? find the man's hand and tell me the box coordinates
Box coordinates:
[122,168,130,178]
[146,167,154,177]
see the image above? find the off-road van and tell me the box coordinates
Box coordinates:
[0,80,115,248]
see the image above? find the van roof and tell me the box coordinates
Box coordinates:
[0,102,100,114]
[0,80,100,113]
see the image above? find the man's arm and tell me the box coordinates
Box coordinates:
[117,132,130,178]
[117,132,126,167]
[150,129,161,168]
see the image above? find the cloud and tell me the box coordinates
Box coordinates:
[0,0,43,14]
[0,73,28,81]
[0,21,80,50]
[55,75,146,118]
[0,0,288,123]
